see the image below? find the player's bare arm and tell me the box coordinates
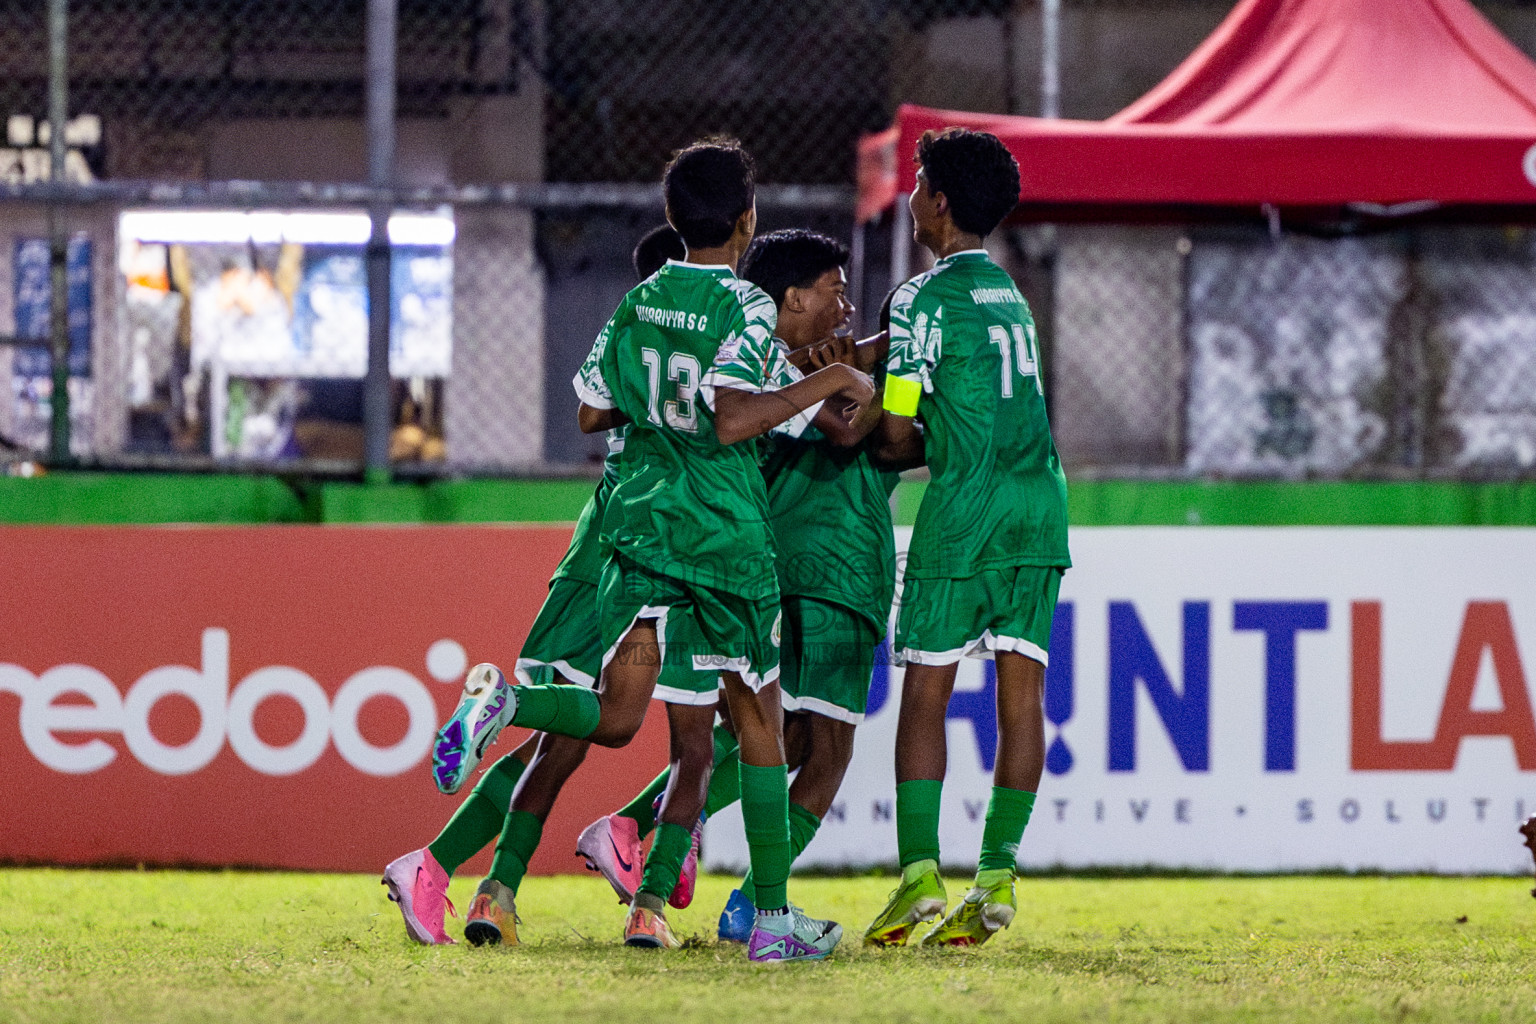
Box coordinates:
[784,334,886,446]
[872,410,924,466]
[713,362,874,446]
[577,403,630,434]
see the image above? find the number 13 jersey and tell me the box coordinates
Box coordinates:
[885,249,1070,580]
[574,259,783,600]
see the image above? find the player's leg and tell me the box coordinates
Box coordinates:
[719,672,836,961]
[861,659,958,946]
[866,575,966,947]
[577,721,739,904]
[579,609,741,907]
[396,572,602,944]
[465,731,591,947]
[381,732,538,945]
[985,649,1045,863]
[702,590,843,961]
[723,712,851,940]
[625,700,717,948]
[433,559,668,767]
[432,576,600,794]
[923,566,1059,948]
[726,597,875,940]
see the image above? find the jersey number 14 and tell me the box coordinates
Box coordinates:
[988,323,1042,398]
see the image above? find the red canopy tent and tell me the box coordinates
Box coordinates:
[861,0,1536,218]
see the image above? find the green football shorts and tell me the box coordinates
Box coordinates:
[599,554,780,702]
[517,575,717,696]
[893,565,1064,668]
[516,576,604,688]
[778,595,881,725]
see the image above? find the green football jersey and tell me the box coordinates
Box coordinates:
[574,260,782,600]
[761,338,899,631]
[549,428,624,585]
[884,250,1070,578]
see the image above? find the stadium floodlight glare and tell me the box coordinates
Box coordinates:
[119,210,456,247]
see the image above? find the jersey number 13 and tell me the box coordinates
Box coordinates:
[641,347,701,432]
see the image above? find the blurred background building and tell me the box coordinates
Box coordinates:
[6,0,1536,478]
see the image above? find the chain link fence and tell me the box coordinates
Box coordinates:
[2,1,1536,481]
[1045,224,1536,479]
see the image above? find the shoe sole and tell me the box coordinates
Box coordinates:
[432,665,513,795]
[749,950,834,963]
[862,897,946,947]
[464,920,503,947]
[921,901,1014,948]
[623,934,664,948]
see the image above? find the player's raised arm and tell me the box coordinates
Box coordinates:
[871,280,929,465]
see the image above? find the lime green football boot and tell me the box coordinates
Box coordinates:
[920,876,1016,948]
[863,865,947,947]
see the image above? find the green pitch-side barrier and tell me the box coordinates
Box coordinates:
[2,472,1536,527]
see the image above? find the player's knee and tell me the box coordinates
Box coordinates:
[589,713,643,748]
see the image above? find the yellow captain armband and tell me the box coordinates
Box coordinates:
[883,374,923,417]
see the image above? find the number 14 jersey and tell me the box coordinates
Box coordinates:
[885,250,1070,579]
[574,259,783,601]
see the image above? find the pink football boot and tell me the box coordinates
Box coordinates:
[381,847,457,945]
[668,816,706,909]
[575,814,644,903]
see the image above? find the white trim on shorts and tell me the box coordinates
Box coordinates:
[780,690,863,725]
[600,604,672,675]
[600,605,732,706]
[513,657,596,689]
[653,682,721,706]
[693,654,780,695]
[896,630,1048,669]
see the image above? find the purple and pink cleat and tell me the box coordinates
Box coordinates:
[747,906,843,963]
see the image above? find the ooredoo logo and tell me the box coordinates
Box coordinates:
[1,629,468,777]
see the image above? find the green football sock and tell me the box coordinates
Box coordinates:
[487,809,543,895]
[426,752,527,875]
[978,786,1036,873]
[741,802,820,905]
[738,762,791,911]
[509,684,601,739]
[896,779,943,868]
[616,769,670,838]
[636,821,692,902]
[617,725,739,839]
[704,748,742,818]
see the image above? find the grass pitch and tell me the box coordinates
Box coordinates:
[0,869,1531,1024]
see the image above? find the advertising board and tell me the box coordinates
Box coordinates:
[705,527,1536,875]
[0,525,667,877]
[5,524,1532,875]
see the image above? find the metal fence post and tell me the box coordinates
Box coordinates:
[1041,0,1061,120]
[47,0,70,465]
[364,0,397,482]
[891,201,911,291]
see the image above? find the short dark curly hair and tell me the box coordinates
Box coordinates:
[662,136,756,250]
[739,229,849,309]
[632,224,685,280]
[915,128,1020,238]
